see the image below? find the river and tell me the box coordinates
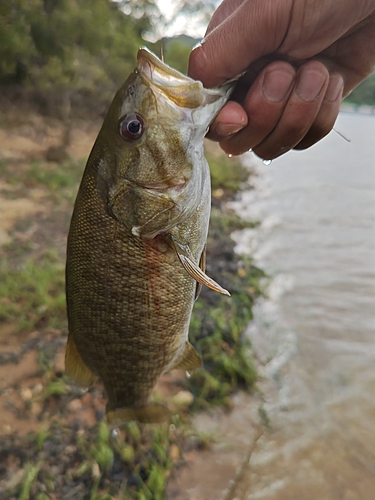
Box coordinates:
[230,112,375,499]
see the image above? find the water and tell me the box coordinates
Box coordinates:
[230,112,375,499]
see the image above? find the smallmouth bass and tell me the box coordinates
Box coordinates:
[65,48,233,424]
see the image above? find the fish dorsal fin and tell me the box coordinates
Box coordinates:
[170,341,203,371]
[65,334,96,387]
[169,236,230,296]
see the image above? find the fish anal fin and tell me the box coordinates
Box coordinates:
[170,341,203,371]
[65,334,96,388]
[107,403,172,425]
[170,236,230,297]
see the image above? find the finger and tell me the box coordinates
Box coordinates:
[207,101,248,142]
[294,72,344,150]
[252,61,330,160]
[188,0,292,87]
[214,61,296,154]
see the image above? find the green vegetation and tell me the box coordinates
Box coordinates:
[187,264,262,409]
[18,462,42,500]
[0,250,66,330]
[0,0,152,94]
[344,73,375,106]
[5,417,209,500]
[23,159,84,192]
[208,151,250,194]
[2,157,85,202]
[159,36,196,75]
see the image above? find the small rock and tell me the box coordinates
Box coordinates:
[81,392,92,407]
[33,383,43,395]
[31,402,43,416]
[213,188,224,198]
[3,466,26,490]
[64,445,76,455]
[92,462,100,479]
[169,444,180,461]
[67,398,82,412]
[237,267,247,278]
[53,349,65,374]
[20,388,33,401]
[172,390,194,407]
[3,424,12,434]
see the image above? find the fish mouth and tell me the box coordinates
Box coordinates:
[137,47,196,87]
[137,47,228,109]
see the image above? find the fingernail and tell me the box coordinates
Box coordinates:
[263,69,294,102]
[296,70,326,102]
[216,122,245,137]
[324,74,344,102]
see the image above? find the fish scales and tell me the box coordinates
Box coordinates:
[65,48,233,424]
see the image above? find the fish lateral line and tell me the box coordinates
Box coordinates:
[168,235,230,296]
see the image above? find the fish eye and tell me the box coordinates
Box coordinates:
[119,114,145,141]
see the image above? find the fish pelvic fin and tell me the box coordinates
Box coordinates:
[65,334,96,387]
[107,403,172,425]
[169,236,230,296]
[170,341,203,371]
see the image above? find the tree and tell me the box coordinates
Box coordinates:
[0,0,159,96]
[344,73,375,106]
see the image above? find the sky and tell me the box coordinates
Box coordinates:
[155,0,208,39]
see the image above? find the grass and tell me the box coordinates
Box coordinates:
[1,157,85,203]
[5,417,209,500]
[24,159,84,191]
[18,462,42,500]
[0,249,66,331]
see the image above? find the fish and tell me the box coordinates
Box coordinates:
[65,47,234,425]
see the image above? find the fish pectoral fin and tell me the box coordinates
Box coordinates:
[65,334,96,388]
[170,341,203,371]
[194,246,206,300]
[169,236,230,296]
[107,403,172,425]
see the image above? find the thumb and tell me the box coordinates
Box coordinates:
[188,0,293,87]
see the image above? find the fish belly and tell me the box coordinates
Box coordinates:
[65,170,200,421]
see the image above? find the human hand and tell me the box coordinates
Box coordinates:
[188,0,375,159]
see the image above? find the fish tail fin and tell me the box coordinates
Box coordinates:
[65,334,96,387]
[107,403,172,425]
